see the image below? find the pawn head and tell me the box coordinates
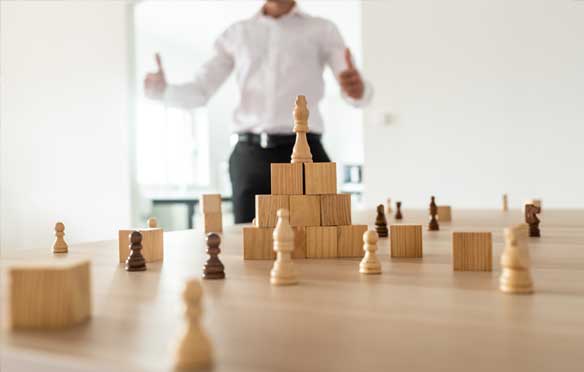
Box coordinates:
[363,230,379,245]
[206,232,221,247]
[130,230,142,244]
[277,208,290,218]
[55,222,65,232]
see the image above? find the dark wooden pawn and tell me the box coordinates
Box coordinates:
[125,231,146,271]
[395,201,403,220]
[203,232,225,279]
[525,204,541,237]
[428,196,440,231]
[375,204,388,238]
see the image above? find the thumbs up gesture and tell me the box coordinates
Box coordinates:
[144,53,167,100]
[339,48,364,100]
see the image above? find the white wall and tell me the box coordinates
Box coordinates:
[1,1,132,250]
[362,0,584,209]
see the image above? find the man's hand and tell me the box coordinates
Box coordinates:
[144,53,167,100]
[339,48,364,100]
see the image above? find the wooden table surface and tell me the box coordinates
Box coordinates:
[1,209,583,372]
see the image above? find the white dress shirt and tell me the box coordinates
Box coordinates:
[164,5,373,134]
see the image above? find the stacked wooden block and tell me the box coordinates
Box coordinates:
[244,162,367,259]
[201,194,223,233]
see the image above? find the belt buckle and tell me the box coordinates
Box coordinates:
[260,132,269,149]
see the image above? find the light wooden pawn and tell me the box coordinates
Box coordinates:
[502,194,508,212]
[270,209,298,286]
[290,95,313,164]
[174,279,213,370]
[386,198,392,215]
[147,217,158,228]
[52,222,68,254]
[359,230,381,274]
[500,224,534,294]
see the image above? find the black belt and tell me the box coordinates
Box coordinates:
[237,132,322,149]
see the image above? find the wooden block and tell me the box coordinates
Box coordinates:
[9,261,91,329]
[304,162,337,195]
[292,227,307,259]
[437,206,452,222]
[390,225,423,258]
[290,195,321,227]
[306,226,337,258]
[204,212,223,233]
[201,194,222,213]
[118,228,164,263]
[321,194,351,226]
[270,163,303,195]
[255,195,290,228]
[243,227,275,260]
[337,224,368,257]
[452,232,493,271]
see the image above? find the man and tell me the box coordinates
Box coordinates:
[144,0,373,223]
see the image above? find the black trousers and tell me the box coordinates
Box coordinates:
[228,138,331,223]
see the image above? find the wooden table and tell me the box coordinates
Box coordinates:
[1,209,583,372]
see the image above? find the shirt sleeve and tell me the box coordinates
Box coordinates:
[164,27,235,109]
[322,21,373,108]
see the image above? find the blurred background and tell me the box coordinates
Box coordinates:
[1,0,583,250]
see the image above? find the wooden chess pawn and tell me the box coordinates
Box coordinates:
[359,230,381,274]
[500,224,534,294]
[395,201,403,220]
[52,222,69,254]
[428,196,439,231]
[125,231,147,271]
[525,204,541,237]
[203,233,225,280]
[290,95,313,164]
[147,217,158,228]
[174,279,213,370]
[386,198,392,215]
[374,204,388,237]
[502,194,509,212]
[270,209,298,286]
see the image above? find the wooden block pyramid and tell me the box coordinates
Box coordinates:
[244,95,366,259]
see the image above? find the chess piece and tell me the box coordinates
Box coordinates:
[374,204,388,237]
[290,95,313,164]
[500,224,534,294]
[125,231,146,271]
[52,222,68,254]
[270,209,298,286]
[203,233,225,279]
[147,217,158,228]
[525,204,541,237]
[502,194,509,212]
[359,230,381,274]
[386,198,392,215]
[174,279,213,370]
[428,196,439,231]
[395,201,403,220]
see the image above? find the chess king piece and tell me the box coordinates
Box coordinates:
[428,196,439,231]
[359,230,382,274]
[270,209,298,286]
[52,222,69,254]
[502,194,509,212]
[525,204,541,237]
[500,224,534,294]
[174,279,213,370]
[125,231,147,271]
[290,95,313,164]
[203,233,225,280]
[375,204,388,237]
[147,217,158,228]
[386,198,392,215]
[395,201,403,220]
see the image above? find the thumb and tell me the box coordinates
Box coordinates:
[344,48,355,70]
[155,53,164,74]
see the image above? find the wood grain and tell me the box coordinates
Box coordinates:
[337,224,368,257]
[242,227,275,260]
[270,163,303,195]
[306,226,337,258]
[437,206,452,222]
[203,212,223,234]
[201,194,222,213]
[289,195,321,227]
[2,209,584,372]
[390,224,423,258]
[303,162,336,195]
[321,194,352,226]
[255,195,289,228]
[452,232,493,271]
